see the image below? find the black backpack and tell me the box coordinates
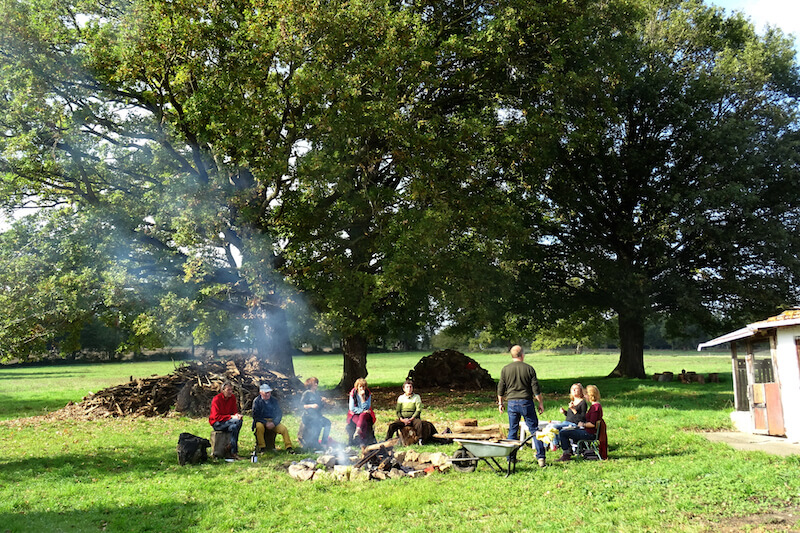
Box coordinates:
[177,433,211,465]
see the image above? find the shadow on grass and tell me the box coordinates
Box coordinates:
[0,393,76,420]
[539,376,734,410]
[0,502,204,532]
[0,370,93,380]
[0,447,182,483]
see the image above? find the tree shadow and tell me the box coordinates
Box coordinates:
[0,502,204,532]
[0,370,93,380]
[0,447,197,483]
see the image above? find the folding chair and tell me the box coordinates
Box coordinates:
[574,419,607,460]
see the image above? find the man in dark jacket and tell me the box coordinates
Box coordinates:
[252,384,295,453]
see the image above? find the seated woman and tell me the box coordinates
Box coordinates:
[346,378,376,446]
[534,382,587,466]
[298,377,331,450]
[556,384,603,461]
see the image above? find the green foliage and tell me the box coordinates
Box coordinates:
[497,0,800,376]
[1,0,799,385]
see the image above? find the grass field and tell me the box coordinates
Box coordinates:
[1,350,798,532]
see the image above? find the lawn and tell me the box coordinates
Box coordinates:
[1,350,798,532]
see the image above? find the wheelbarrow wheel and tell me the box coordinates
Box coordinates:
[452,448,478,473]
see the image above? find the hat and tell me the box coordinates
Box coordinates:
[259,384,273,393]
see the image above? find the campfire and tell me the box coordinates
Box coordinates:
[287,439,452,481]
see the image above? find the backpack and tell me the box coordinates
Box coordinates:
[177,432,211,465]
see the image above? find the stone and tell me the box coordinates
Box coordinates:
[333,465,351,481]
[316,455,337,469]
[350,467,371,482]
[288,464,315,481]
[429,452,449,467]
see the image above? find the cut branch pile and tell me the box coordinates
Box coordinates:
[407,349,495,389]
[56,357,304,420]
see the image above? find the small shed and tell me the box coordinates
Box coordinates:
[698,309,800,443]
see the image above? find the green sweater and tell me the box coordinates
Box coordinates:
[396,393,422,419]
[497,360,541,400]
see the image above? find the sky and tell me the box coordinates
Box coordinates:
[709,0,800,42]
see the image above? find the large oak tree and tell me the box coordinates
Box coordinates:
[504,0,800,377]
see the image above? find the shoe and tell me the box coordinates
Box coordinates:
[231,454,243,461]
[257,447,266,454]
[538,458,546,468]
[286,447,297,454]
[556,452,572,462]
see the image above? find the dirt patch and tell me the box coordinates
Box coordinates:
[692,505,800,532]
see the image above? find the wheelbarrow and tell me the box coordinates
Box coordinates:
[451,434,534,477]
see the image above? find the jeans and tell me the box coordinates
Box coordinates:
[507,399,538,460]
[301,415,332,447]
[212,418,243,454]
[559,427,595,453]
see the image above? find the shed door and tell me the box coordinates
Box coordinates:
[750,364,785,437]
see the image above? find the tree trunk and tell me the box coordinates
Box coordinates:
[253,304,295,376]
[609,309,647,378]
[338,334,368,390]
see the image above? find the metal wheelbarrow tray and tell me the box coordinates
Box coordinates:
[451,434,533,476]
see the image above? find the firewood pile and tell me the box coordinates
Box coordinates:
[57,357,304,420]
[432,418,506,441]
[407,349,496,389]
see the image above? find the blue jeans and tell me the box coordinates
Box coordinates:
[559,427,594,453]
[507,399,538,460]
[213,418,243,454]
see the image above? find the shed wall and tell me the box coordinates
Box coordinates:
[775,326,800,442]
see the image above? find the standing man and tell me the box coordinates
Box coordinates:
[209,380,244,460]
[497,345,545,466]
[252,384,295,453]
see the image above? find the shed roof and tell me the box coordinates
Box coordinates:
[697,309,800,351]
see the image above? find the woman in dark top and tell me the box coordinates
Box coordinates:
[299,377,331,449]
[557,384,603,461]
[533,383,587,466]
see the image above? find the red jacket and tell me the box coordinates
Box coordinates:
[209,392,238,426]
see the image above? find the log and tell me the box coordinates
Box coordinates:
[431,432,503,441]
[453,424,505,434]
[363,438,398,453]
[210,430,232,458]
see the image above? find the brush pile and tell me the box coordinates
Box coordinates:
[407,349,495,389]
[58,357,304,420]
